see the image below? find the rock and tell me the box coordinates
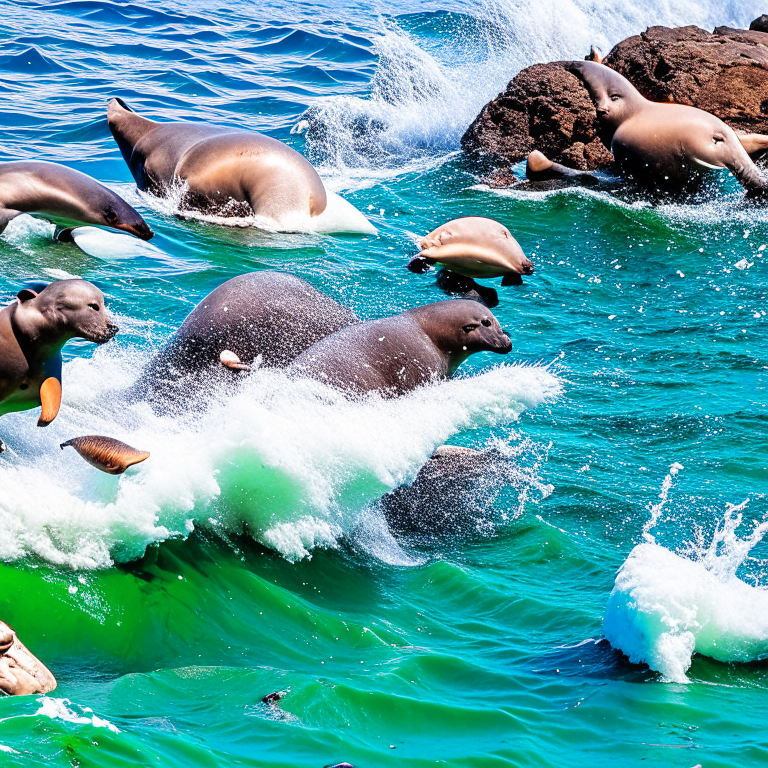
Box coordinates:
[462,23,768,181]
[603,25,768,135]
[461,62,614,173]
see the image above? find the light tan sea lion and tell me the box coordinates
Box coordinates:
[0,280,118,452]
[290,300,512,397]
[527,61,768,197]
[408,217,534,286]
[0,161,153,238]
[107,99,351,231]
[0,621,56,696]
[61,435,150,474]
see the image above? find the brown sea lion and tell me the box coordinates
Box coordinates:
[0,161,153,239]
[408,217,534,286]
[0,280,118,451]
[0,621,56,696]
[290,300,512,397]
[526,61,768,197]
[130,271,357,409]
[107,99,375,232]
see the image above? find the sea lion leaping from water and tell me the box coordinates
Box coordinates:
[0,161,153,238]
[290,300,512,397]
[0,280,118,451]
[107,99,374,232]
[526,61,768,198]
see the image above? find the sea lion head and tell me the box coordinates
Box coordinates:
[567,61,643,134]
[412,300,512,371]
[99,195,154,241]
[15,280,119,345]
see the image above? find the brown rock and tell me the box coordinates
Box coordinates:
[603,25,768,134]
[461,62,614,174]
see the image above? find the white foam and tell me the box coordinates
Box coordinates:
[35,698,120,733]
[0,348,561,566]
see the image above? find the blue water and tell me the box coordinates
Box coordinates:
[0,0,767,766]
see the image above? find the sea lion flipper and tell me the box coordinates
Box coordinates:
[61,435,150,475]
[501,273,523,286]
[220,350,251,371]
[37,377,62,427]
[736,133,768,156]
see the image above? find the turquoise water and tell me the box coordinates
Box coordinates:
[0,0,767,765]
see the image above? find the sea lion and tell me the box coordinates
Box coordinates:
[290,300,512,397]
[408,217,534,286]
[0,280,118,449]
[0,621,57,696]
[107,99,373,232]
[61,435,150,474]
[0,161,153,239]
[526,61,768,197]
[131,271,357,409]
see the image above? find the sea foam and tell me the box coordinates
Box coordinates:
[0,347,561,568]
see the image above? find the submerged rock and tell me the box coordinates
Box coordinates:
[462,22,768,180]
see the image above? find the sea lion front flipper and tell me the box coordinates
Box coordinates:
[407,255,434,274]
[61,435,150,475]
[220,350,251,371]
[736,133,768,157]
[37,377,62,427]
[501,273,523,286]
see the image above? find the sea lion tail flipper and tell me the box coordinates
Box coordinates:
[526,151,598,185]
[61,435,150,475]
[736,133,768,157]
[37,377,62,427]
[220,350,251,371]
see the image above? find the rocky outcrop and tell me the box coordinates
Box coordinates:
[461,62,613,173]
[462,19,768,178]
[604,24,768,135]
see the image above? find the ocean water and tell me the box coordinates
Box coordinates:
[0,0,766,765]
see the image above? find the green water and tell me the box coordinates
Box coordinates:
[0,0,767,766]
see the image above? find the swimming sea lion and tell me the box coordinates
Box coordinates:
[408,217,534,286]
[107,99,373,232]
[290,299,512,397]
[131,271,357,409]
[527,61,768,197]
[0,161,153,239]
[0,621,56,696]
[0,280,118,447]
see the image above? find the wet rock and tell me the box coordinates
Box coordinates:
[461,62,614,176]
[462,23,768,180]
[603,25,768,135]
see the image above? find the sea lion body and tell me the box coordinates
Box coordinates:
[132,271,356,407]
[0,621,56,696]
[0,161,153,238]
[416,217,534,280]
[0,281,118,431]
[567,61,768,196]
[290,300,512,397]
[107,100,328,226]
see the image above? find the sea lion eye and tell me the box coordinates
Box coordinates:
[610,94,621,101]
[481,319,491,327]
[462,323,478,333]
[712,135,724,144]
[88,303,100,311]
[104,209,118,223]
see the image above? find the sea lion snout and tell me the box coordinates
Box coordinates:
[521,257,535,276]
[120,220,155,241]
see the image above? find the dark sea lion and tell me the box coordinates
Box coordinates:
[0,621,57,696]
[527,61,768,197]
[108,99,350,230]
[0,161,153,239]
[290,300,512,397]
[131,271,357,409]
[0,280,118,450]
[61,435,150,474]
[381,445,517,539]
[408,217,534,285]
